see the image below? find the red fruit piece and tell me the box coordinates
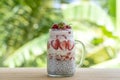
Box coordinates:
[59,40,67,50]
[67,40,74,50]
[52,24,58,29]
[51,39,60,50]
[65,55,69,59]
[65,25,71,29]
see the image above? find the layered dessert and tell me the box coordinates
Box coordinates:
[47,22,75,77]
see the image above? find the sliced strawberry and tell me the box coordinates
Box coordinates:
[59,40,67,50]
[67,40,74,51]
[56,39,60,49]
[51,39,60,50]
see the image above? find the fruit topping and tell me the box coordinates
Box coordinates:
[51,22,71,30]
[52,24,59,29]
[51,39,60,50]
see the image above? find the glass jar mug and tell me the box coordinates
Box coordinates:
[47,23,86,77]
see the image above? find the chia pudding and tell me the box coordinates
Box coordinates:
[47,57,75,76]
[47,22,76,77]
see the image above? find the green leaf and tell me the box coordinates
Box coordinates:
[62,1,114,31]
[4,34,48,67]
[108,0,116,17]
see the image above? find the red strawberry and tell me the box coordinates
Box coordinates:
[51,39,60,50]
[52,23,72,30]
[65,25,71,29]
[59,40,67,50]
[67,40,74,50]
[52,24,58,29]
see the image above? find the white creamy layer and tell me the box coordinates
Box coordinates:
[48,29,75,55]
[49,29,73,38]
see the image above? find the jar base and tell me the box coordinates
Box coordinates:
[47,74,74,77]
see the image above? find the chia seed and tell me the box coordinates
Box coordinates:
[47,58,75,76]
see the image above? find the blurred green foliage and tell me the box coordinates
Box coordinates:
[0,0,62,67]
[0,0,119,68]
[62,0,119,67]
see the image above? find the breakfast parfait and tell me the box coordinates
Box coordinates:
[47,22,75,77]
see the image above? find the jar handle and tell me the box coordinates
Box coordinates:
[75,40,86,67]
